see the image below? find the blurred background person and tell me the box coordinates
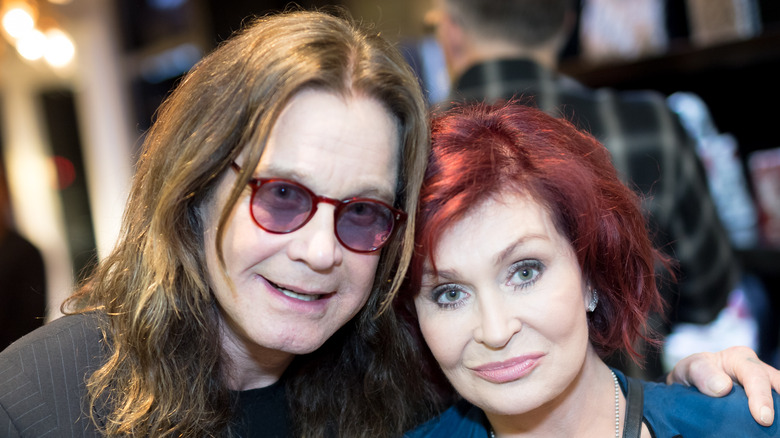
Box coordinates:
[0,163,46,351]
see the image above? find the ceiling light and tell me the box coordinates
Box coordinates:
[2,6,35,39]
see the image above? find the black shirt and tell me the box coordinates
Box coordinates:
[233,378,291,437]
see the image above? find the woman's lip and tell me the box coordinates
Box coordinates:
[469,354,544,384]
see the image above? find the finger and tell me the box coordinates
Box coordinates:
[719,347,776,426]
[769,365,780,395]
[667,351,733,396]
[743,370,775,426]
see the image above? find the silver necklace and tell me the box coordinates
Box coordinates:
[611,369,621,437]
[488,370,620,438]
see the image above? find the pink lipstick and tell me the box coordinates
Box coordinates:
[470,354,543,384]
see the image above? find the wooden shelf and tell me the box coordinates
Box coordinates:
[560,27,780,89]
[558,27,780,156]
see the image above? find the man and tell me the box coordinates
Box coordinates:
[427,0,739,379]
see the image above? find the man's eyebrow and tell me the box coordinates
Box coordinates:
[257,165,396,202]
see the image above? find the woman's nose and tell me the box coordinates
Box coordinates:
[473,292,522,349]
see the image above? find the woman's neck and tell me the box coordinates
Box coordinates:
[486,353,621,438]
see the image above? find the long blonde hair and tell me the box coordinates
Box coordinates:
[66,9,433,437]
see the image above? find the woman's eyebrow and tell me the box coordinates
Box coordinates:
[493,234,548,266]
[422,268,459,283]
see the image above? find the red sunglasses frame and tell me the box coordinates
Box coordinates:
[230,162,407,253]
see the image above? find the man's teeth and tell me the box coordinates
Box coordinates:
[280,288,320,302]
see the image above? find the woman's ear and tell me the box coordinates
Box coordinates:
[586,289,598,312]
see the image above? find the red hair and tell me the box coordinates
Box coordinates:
[407,101,668,361]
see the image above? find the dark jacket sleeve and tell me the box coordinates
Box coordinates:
[0,313,105,437]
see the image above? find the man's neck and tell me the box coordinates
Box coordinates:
[453,43,559,83]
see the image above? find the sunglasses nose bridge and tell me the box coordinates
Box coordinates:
[313,195,342,209]
[310,195,342,223]
[303,195,342,231]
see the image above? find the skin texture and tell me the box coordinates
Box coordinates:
[204,89,400,390]
[416,192,620,435]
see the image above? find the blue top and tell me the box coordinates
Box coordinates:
[405,369,779,437]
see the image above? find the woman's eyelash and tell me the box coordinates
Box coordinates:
[430,284,468,309]
[507,259,544,289]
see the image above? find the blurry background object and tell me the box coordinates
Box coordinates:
[663,287,760,372]
[1,0,76,69]
[686,0,762,47]
[579,0,668,63]
[668,91,760,249]
[0,158,46,351]
[667,91,779,367]
[749,148,780,247]
[1,0,135,321]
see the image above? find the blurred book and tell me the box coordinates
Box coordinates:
[686,0,762,47]
[579,0,668,63]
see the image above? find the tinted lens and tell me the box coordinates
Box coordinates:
[336,201,395,251]
[252,181,313,232]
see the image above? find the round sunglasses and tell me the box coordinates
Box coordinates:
[231,163,406,253]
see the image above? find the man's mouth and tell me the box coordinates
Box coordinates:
[268,279,325,302]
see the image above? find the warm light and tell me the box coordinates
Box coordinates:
[15,27,45,60]
[2,7,35,39]
[44,28,74,67]
[2,2,75,69]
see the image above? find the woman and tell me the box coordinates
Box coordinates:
[0,9,775,438]
[403,102,780,437]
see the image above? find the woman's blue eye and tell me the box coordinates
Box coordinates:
[516,268,535,280]
[432,285,468,309]
[509,260,543,288]
[441,289,461,302]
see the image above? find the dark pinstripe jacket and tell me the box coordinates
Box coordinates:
[0,313,104,437]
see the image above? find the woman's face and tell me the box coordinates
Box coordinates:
[204,89,400,379]
[414,192,593,416]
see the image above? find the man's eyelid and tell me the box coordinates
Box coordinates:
[253,172,394,205]
[346,186,396,206]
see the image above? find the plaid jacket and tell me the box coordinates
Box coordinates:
[444,58,738,325]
